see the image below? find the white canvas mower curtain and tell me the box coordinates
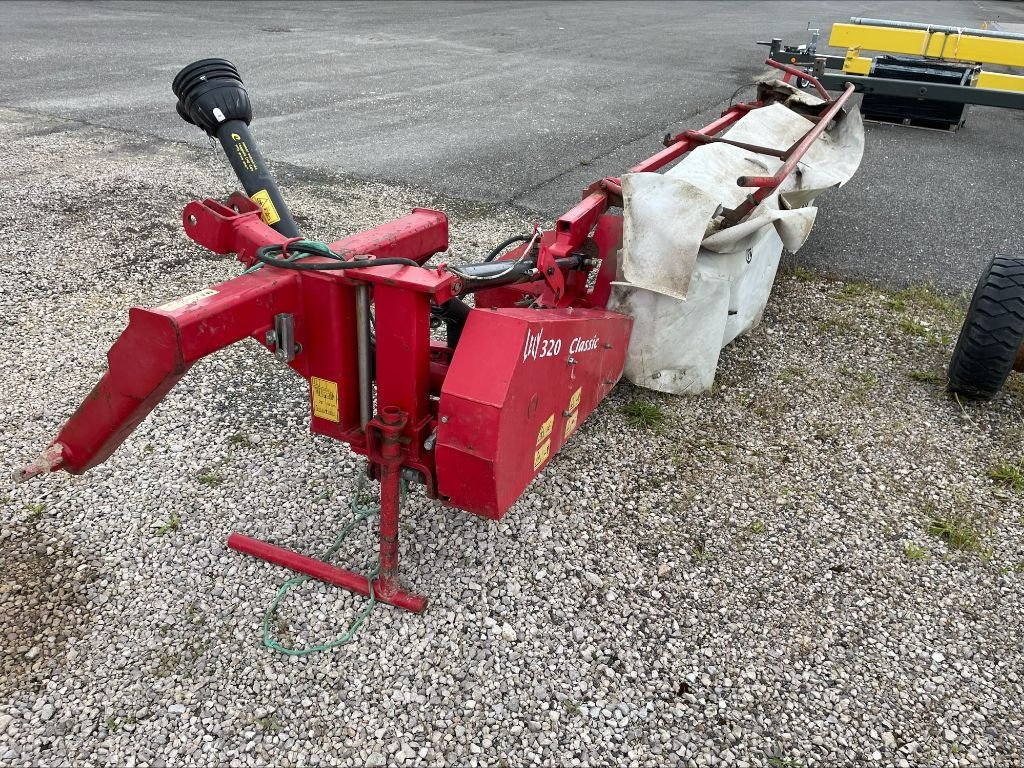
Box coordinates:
[608,79,865,394]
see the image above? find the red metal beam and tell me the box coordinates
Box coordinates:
[737,83,856,195]
[628,106,748,174]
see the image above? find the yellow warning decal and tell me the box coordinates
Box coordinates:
[252,189,281,226]
[568,387,582,413]
[310,377,340,422]
[537,414,554,445]
[533,439,551,471]
[564,410,579,439]
[157,288,218,313]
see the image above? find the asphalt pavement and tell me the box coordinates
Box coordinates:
[2,0,1023,291]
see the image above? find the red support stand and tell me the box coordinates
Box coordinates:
[227,406,427,614]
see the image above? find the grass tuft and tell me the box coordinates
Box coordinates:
[197,469,224,487]
[690,541,711,564]
[835,282,873,301]
[621,400,667,430]
[899,317,930,338]
[988,460,1024,493]
[154,512,181,536]
[904,543,930,561]
[255,714,283,733]
[909,369,946,387]
[891,284,966,323]
[228,433,252,448]
[777,366,806,385]
[925,514,983,553]
[780,261,817,282]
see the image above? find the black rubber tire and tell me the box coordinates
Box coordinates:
[947,255,1024,399]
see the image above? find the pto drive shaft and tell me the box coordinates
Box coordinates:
[173,58,302,238]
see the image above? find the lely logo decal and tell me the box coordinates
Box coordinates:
[524,328,601,362]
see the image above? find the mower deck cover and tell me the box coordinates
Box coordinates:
[610,79,864,394]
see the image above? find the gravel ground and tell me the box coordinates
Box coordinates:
[2,106,1023,768]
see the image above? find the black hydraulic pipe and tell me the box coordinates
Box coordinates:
[172,58,302,238]
[451,256,584,295]
[433,298,472,348]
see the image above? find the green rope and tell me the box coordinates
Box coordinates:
[261,477,382,656]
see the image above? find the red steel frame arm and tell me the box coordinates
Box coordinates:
[46,270,302,475]
[628,105,750,175]
[26,206,451,480]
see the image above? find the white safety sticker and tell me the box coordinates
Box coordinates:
[157,288,218,313]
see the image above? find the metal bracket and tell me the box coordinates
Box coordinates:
[267,313,299,362]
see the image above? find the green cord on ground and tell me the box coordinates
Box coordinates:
[261,475,408,656]
[261,477,379,656]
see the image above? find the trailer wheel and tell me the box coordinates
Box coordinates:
[947,255,1024,399]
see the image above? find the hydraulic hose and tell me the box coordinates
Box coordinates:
[448,255,584,294]
[483,234,531,263]
[172,58,302,238]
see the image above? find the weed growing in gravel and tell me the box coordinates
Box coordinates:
[690,541,711,564]
[925,514,983,553]
[909,369,947,387]
[835,282,873,301]
[197,468,224,487]
[817,317,854,334]
[228,432,253,448]
[25,502,45,520]
[885,294,908,313]
[749,519,766,535]
[779,260,817,282]
[988,460,1024,493]
[153,513,180,536]
[154,652,180,678]
[904,543,930,561]
[899,317,930,338]
[272,614,294,646]
[777,365,806,385]
[185,602,206,626]
[562,699,582,717]
[256,714,283,733]
[843,369,878,403]
[890,284,967,324]
[621,400,667,430]
[105,715,136,733]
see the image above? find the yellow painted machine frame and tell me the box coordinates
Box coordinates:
[830,22,1024,93]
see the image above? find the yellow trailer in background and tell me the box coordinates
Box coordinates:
[831,18,1024,93]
